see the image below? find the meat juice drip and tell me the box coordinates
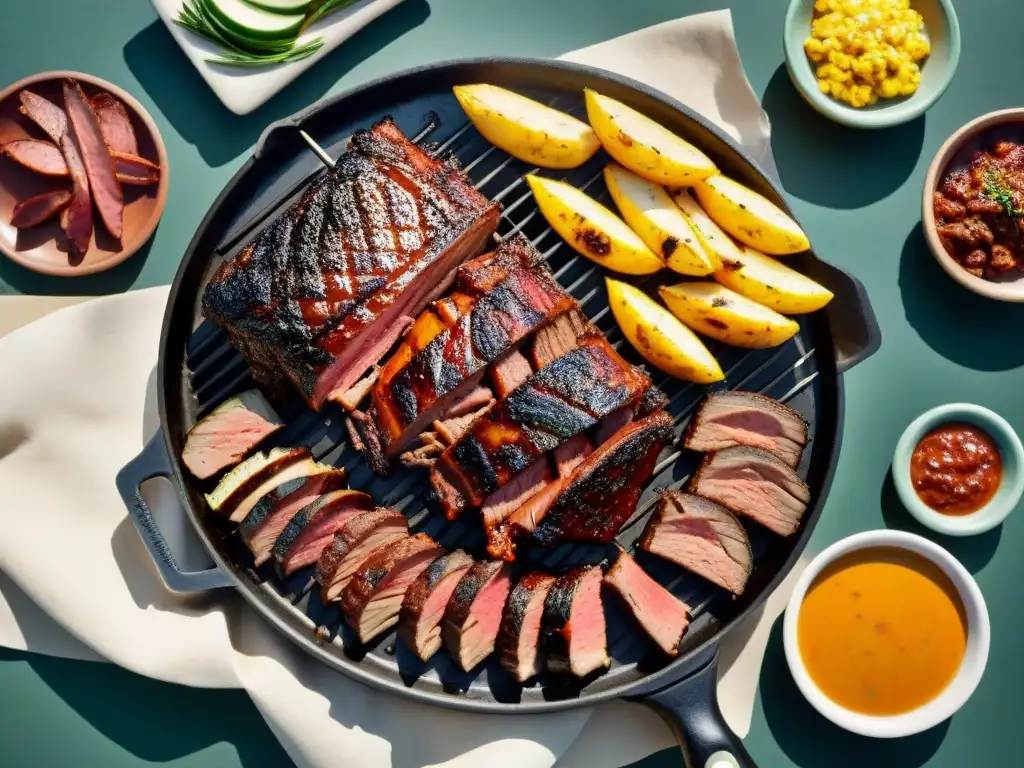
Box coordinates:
[910,422,1002,515]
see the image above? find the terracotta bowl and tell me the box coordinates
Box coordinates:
[922,108,1024,301]
[0,71,168,276]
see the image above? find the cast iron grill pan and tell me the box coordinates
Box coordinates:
[123,60,878,761]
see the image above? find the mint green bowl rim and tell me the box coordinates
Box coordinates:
[893,403,1024,536]
[783,0,962,129]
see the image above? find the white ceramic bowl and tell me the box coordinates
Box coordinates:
[784,530,990,738]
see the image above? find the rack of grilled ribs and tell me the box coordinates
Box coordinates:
[202,118,501,410]
[357,234,579,473]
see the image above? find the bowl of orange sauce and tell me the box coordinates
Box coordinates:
[784,530,989,738]
[893,403,1024,536]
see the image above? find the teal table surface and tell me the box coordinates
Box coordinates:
[3,0,1024,765]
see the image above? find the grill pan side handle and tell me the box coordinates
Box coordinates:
[634,647,754,768]
[115,431,233,594]
[804,259,882,375]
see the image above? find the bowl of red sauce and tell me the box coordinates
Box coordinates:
[894,403,1024,535]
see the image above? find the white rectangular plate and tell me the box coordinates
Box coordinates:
[150,0,406,115]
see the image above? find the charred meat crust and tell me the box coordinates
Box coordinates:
[521,410,675,548]
[202,118,499,409]
[498,571,556,681]
[541,565,607,677]
[340,534,440,624]
[442,560,510,668]
[397,549,475,658]
[211,447,310,519]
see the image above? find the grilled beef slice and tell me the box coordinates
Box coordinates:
[689,446,810,536]
[317,508,409,602]
[369,235,576,463]
[204,447,311,522]
[541,565,609,678]
[341,534,445,644]
[640,491,752,595]
[202,118,500,410]
[430,332,651,518]
[442,561,514,672]
[10,189,73,229]
[181,390,283,480]
[240,469,348,565]
[498,572,557,682]
[684,391,808,468]
[274,490,375,576]
[605,549,690,656]
[398,549,475,661]
[64,80,123,240]
[509,411,675,555]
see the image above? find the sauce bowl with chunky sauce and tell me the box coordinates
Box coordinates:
[784,530,990,738]
[894,403,1024,535]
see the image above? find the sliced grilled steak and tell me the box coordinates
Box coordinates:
[202,118,500,410]
[498,572,556,682]
[370,235,576,463]
[317,508,408,602]
[89,93,137,155]
[341,534,445,644]
[431,333,651,518]
[530,309,590,369]
[240,469,348,565]
[204,447,310,522]
[482,458,552,561]
[684,391,808,468]
[592,406,632,446]
[10,189,72,228]
[442,560,514,672]
[1,139,69,176]
[181,390,283,480]
[690,446,810,536]
[274,490,375,576]
[552,434,594,477]
[604,550,690,657]
[491,349,534,399]
[64,80,123,240]
[542,566,609,678]
[640,492,752,595]
[510,411,675,554]
[398,549,475,661]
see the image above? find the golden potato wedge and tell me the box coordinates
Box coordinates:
[453,84,601,169]
[606,277,724,383]
[584,89,718,185]
[526,174,663,275]
[713,245,833,315]
[694,175,810,256]
[603,164,719,277]
[670,188,746,266]
[659,282,800,349]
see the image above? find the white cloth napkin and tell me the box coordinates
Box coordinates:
[0,10,801,767]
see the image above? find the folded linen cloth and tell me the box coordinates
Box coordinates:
[0,10,801,767]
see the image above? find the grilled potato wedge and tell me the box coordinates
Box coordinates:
[604,164,719,276]
[584,89,718,185]
[659,282,800,349]
[606,277,723,383]
[713,245,833,315]
[454,84,600,169]
[670,188,746,265]
[694,175,810,256]
[526,174,663,275]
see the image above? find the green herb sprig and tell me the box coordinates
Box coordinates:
[983,167,1023,218]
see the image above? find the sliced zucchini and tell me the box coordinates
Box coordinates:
[205,0,305,40]
[245,0,315,12]
[199,0,296,52]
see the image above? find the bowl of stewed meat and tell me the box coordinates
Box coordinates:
[924,109,1024,301]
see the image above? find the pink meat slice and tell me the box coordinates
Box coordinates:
[398,550,475,661]
[64,80,123,240]
[58,133,92,253]
[690,445,810,536]
[443,561,513,672]
[641,491,752,595]
[276,491,375,576]
[1,139,68,176]
[317,509,409,602]
[341,534,445,643]
[19,91,67,142]
[181,390,283,480]
[553,434,594,477]
[11,189,72,228]
[604,550,690,656]
[498,571,556,682]
[684,391,808,468]
[89,93,138,155]
[542,565,609,678]
[111,151,160,186]
[481,458,552,561]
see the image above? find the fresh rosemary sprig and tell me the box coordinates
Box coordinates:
[984,167,1023,218]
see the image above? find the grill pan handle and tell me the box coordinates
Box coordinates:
[115,431,233,594]
[635,647,754,768]
[804,259,882,375]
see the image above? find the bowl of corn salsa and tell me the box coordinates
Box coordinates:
[784,0,960,128]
